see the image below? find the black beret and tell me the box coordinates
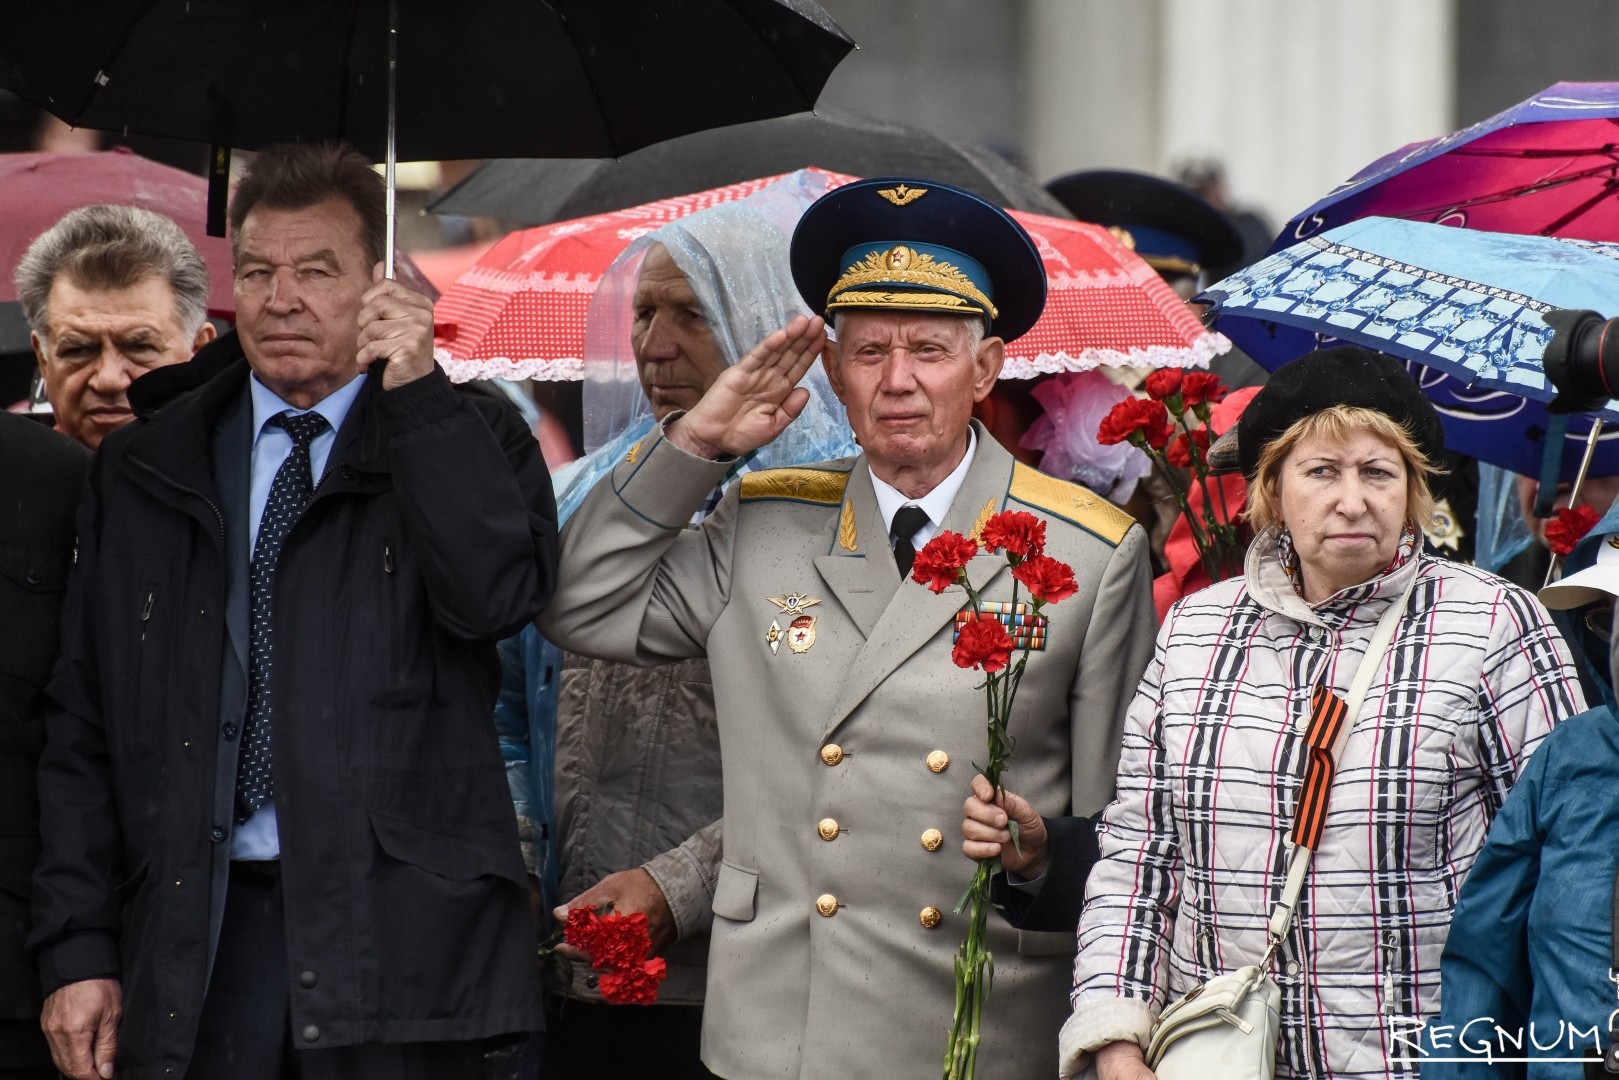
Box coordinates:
[1234,346,1444,477]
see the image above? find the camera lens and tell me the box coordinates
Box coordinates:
[1544,308,1619,414]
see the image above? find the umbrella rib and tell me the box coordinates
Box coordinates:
[1540,180,1618,235]
[548,2,618,157]
[69,0,163,125]
[1450,146,1619,160]
[1395,162,1619,217]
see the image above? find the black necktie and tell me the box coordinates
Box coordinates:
[236,410,328,823]
[891,504,931,578]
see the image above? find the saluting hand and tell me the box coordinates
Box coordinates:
[665,315,827,460]
[358,263,437,390]
[961,773,1050,878]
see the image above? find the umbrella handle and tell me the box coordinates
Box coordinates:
[1543,416,1606,589]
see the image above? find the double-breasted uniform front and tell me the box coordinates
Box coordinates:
[541,419,1155,1079]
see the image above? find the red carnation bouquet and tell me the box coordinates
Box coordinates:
[910,511,1078,1080]
[560,906,667,1006]
[1097,369,1241,582]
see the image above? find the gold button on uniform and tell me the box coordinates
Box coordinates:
[926,750,950,773]
[820,744,844,766]
[817,818,840,841]
[919,906,943,929]
[816,894,839,917]
[920,828,943,852]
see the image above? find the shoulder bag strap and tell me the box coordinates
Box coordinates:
[1264,567,1421,955]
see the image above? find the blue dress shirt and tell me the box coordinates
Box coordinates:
[231,371,366,860]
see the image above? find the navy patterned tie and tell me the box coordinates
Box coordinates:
[236,410,328,823]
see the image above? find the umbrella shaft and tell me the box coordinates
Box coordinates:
[383,0,398,280]
[1543,416,1606,589]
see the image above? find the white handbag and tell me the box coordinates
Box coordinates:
[1144,573,1415,1080]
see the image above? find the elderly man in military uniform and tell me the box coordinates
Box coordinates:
[540,178,1155,1079]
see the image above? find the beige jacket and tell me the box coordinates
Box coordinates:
[539,422,1156,1080]
[553,653,721,1005]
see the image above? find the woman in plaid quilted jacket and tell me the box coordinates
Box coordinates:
[1062,348,1586,1080]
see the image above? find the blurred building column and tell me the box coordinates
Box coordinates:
[1021,0,1165,181]
[1021,0,1456,229]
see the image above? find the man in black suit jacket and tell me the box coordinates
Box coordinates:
[31,143,557,1080]
[0,413,88,1080]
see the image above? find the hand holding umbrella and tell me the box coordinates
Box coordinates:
[665,315,828,460]
[358,263,436,389]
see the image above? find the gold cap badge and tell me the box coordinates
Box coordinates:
[877,184,927,207]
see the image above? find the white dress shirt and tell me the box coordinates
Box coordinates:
[869,426,977,549]
[231,372,366,860]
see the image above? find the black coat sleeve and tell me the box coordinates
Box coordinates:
[989,814,1101,933]
[378,367,559,639]
[30,456,124,995]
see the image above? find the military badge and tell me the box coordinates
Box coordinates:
[1423,497,1464,554]
[954,601,1047,651]
[767,592,823,656]
[787,615,817,654]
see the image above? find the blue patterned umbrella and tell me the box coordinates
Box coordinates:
[1200,216,1619,478]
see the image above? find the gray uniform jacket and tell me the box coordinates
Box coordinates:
[539,420,1155,1080]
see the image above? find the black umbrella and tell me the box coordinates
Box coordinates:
[0,0,853,268]
[427,107,1073,224]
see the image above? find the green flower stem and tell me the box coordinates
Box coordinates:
[943,562,1039,1080]
[1169,413,1241,582]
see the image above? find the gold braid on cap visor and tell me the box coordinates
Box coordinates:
[825,246,998,320]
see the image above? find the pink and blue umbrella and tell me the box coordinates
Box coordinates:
[1279,82,1619,249]
[1200,216,1619,479]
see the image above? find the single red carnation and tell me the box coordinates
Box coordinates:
[1011,553,1079,605]
[589,911,652,968]
[598,957,668,1006]
[911,531,978,593]
[1166,428,1211,468]
[1180,372,1228,408]
[1143,369,1183,401]
[979,511,1047,560]
[1545,504,1602,557]
[952,618,1014,672]
[1096,398,1174,450]
[563,907,604,955]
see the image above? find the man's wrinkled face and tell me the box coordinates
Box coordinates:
[630,245,728,421]
[234,197,372,408]
[32,275,212,449]
[824,311,1001,482]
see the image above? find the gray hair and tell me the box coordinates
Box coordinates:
[830,310,986,354]
[15,204,211,339]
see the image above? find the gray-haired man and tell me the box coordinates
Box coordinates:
[16,204,215,449]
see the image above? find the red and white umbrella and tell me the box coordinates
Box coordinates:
[1002,214,1229,377]
[433,167,1229,381]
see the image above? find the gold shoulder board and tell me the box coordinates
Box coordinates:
[1007,463,1135,546]
[739,468,849,506]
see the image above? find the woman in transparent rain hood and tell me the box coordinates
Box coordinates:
[495,184,857,1078]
